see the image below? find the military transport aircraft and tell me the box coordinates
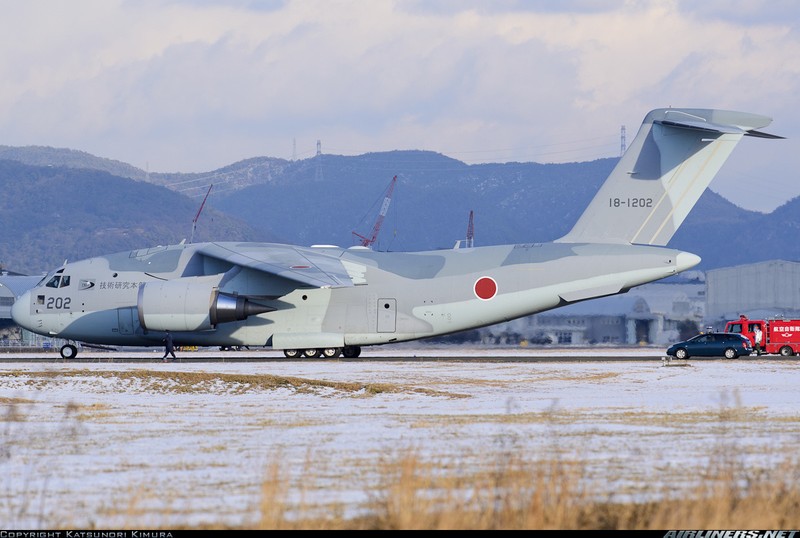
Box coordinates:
[12,108,781,359]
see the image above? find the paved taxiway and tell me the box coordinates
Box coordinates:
[1,344,791,362]
[0,345,674,362]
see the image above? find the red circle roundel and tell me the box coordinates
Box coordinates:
[474,276,497,300]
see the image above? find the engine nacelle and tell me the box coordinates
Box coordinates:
[137,277,272,332]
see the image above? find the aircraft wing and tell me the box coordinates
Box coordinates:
[196,242,354,288]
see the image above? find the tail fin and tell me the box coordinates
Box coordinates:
[557,108,781,246]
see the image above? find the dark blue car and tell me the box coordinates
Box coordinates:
[666,332,753,359]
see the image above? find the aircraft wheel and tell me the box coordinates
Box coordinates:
[780,346,794,357]
[322,347,341,358]
[283,349,301,358]
[60,344,78,359]
[303,348,322,358]
[724,348,738,359]
[342,345,361,358]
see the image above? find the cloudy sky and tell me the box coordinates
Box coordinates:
[2,0,798,212]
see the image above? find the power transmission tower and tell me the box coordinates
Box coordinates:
[465,210,474,248]
[620,125,627,156]
[314,139,323,181]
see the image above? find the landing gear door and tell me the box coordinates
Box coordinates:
[377,298,397,333]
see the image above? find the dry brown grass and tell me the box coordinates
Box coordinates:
[2,405,799,530]
[249,393,800,530]
[250,448,800,530]
[0,369,467,398]
[0,397,35,405]
[2,372,798,529]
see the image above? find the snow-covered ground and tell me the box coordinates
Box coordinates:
[1,350,798,528]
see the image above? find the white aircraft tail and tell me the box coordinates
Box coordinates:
[557,108,781,246]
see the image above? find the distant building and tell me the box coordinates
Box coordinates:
[705,260,800,328]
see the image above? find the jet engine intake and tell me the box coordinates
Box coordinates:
[137,278,273,332]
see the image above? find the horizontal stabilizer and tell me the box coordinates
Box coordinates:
[745,129,785,139]
[655,116,784,139]
[655,119,746,135]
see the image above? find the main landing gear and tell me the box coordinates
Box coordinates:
[283,346,361,359]
[60,344,78,359]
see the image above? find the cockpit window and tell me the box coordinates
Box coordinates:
[40,268,66,289]
[44,274,71,288]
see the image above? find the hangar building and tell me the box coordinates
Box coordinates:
[705,260,800,328]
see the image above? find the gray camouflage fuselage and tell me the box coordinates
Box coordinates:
[11,108,781,356]
[11,241,698,348]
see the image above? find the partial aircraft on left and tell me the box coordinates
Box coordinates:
[0,273,44,324]
[11,107,782,358]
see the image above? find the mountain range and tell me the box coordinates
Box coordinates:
[0,145,796,276]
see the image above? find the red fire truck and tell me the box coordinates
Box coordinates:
[724,315,800,356]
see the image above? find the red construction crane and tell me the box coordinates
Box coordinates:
[352,175,397,248]
[190,183,213,243]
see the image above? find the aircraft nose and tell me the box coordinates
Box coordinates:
[675,251,701,272]
[11,290,33,330]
